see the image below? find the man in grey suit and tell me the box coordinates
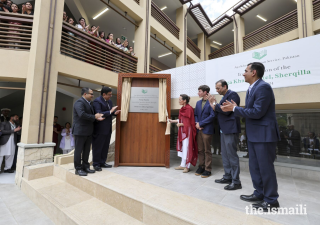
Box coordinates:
[73,87,104,176]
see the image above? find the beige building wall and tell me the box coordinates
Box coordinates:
[1,0,319,186]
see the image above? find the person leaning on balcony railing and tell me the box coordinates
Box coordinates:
[8,3,22,49]
[122,40,130,53]
[129,46,135,56]
[76,17,89,33]
[22,1,34,15]
[115,37,122,49]
[106,33,115,45]
[63,11,68,22]
[99,31,105,41]
[75,17,89,61]
[66,17,75,58]
[89,25,99,37]
[0,0,12,12]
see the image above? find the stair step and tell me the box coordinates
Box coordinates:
[21,176,143,225]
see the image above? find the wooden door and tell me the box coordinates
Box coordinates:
[115,74,171,167]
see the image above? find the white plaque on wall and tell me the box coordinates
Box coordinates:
[129,87,159,113]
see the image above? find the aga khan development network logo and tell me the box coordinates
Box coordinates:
[142,89,148,94]
[252,49,267,60]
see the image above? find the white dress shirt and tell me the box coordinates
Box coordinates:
[233,79,260,112]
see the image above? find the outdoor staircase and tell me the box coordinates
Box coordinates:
[19,163,280,225]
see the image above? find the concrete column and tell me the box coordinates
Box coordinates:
[135,0,151,73]
[176,5,187,67]
[16,0,64,187]
[205,38,211,60]
[233,14,245,53]
[297,0,314,38]
[197,32,206,61]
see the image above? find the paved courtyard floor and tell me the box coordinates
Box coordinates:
[1,151,320,225]
[107,151,320,225]
[0,172,53,225]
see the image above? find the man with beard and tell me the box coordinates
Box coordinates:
[0,114,21,173]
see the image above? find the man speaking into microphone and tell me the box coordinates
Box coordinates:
[221,62,281,212]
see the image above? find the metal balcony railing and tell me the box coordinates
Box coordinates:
[149,64,162,73]
[60,22,138,73]
[187,37,201,58]
[0,12,33,50]
[151,1,180,39]
[243,9,298,51]
[208,42,234,60]
[313,0,320,21]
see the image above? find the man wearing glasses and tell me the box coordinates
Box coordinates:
[73,87,104,176]
[92,87,120,171]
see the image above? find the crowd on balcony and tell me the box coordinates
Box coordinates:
[63,11,136,57]
[0,0,34,15]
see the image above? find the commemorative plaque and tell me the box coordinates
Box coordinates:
[129,87,159,113]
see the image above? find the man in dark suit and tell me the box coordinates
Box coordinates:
[303,132,319,151]
[286,125,301,157]
[0,114,21,173]
[73,87,104,176]
[222,62,281,212]
[0,108,10,122]
[92,87,120,171]
[208,79,242,190]
[194,85,215,178]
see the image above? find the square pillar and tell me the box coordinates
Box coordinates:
[176,5,187,67]
[233,14,245,53]
[197,32,206,61]
[135,0,151,73]
[16,0,64,187]
[297,0,314,38]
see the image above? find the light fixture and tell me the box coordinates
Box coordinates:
[212,41,222,45]
[160,6,167,10]
[158,52,172,58]
[93,8,109,20]
[257,15,267,22]
[232,29,234,32]
[132,40,135,43]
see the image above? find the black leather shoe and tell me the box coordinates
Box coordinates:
[83,168,95,173]
[224,183,242,190]
[94,166,102,171]
[252,201,280,212]
[75,169,87,176]
[195,167,205,176]
[4,169,14,173]
[240,194,263,202]
[215,177,232,184]
[100,163,112,168]
[201,170,211,178]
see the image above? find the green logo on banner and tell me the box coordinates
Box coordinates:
[252,50,267,60]
[142,89,148,94]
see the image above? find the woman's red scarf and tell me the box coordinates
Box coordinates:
[177,104,198,166]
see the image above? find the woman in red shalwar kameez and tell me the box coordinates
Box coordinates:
[169,94,198,173]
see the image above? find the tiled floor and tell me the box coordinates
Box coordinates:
[0,172,53,225]
[108,151,320,225]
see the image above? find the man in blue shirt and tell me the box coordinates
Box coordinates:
[194,85,215,178]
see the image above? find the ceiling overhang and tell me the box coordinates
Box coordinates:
[188,3,233,37]
[233,0,265,15]
[181,0,267,37]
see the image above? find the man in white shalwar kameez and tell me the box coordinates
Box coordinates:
[0,114,21,173]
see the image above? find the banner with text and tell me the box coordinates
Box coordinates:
[206,34,320,92]
[156,35,320,97]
